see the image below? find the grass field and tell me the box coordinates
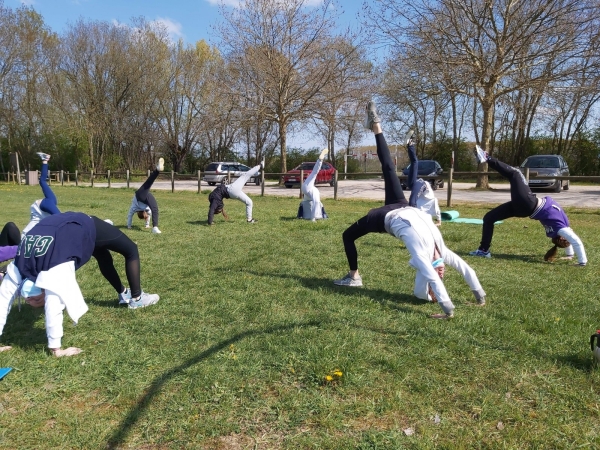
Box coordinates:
[0,183,599,449]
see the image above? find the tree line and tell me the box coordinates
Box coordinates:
[1,0,600,182]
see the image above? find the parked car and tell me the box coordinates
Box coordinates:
[283,161,336,188]
[401,160,444,190]
[203,162,261,186]
[519,155,569,192]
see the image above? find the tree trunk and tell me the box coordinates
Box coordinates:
[279,118,287,176]
[477,98,494,189]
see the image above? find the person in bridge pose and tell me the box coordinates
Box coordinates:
[0,212,160,357]
[127,158,164,234]
[333,101,486,319]
[207,163,262,225]
[469,146,586,265]
[297,148,329,221]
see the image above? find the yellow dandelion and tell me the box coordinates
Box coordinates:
[325,375,333,382]
[333,370,343,377]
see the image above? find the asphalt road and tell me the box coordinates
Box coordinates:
[97,178,600,209]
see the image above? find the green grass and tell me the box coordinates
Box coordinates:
[0,183,599,449]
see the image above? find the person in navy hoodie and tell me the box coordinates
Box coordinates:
[469,146,586,265]
[0,212,160,357]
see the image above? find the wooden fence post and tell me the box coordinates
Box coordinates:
[171,170,175,193]
[299,170,304,199]
[107,169,111,188]
[446,151,454,208]
[61,170,64,186]
[197,170,201,193]
[91,170,94,188]
[75,170,78,187]
[334,170,338,200]
[260,169,265,197]
[524,167,530,183]
[126,169,130,189]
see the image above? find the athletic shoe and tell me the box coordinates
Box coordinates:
[247,219,257,224]
[333,273,363,287]
[363,101,381,131]
[404,129,415,146]
[145,223,150,228]
[319,148,329,160]
[477,296,486,306]
[152,226,161,234]
[469,249,492,258]
[119,287,132,305]
[128,292,160,309]
[156,157,164,172]
[474,145,489,164]
[36,152,51,161]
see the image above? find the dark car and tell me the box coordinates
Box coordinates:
[519,155,569,192]
[283,161,336,188]
[401,160,444,190]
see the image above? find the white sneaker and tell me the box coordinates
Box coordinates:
[156,157,164,172]
[333,273,363,287]
[404,129,415,146]
[152,226,161,234]
[119,287,132,305]
[364,101,381,131]
[474,145,489,164]
[36,152,51,161]
[319,148,329,160]
[128,292,160,309]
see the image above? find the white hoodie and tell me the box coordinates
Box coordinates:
[413,179,441,223]
[21,200,51,237]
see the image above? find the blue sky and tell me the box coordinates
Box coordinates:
[14,0,365,46]
[13,0,369,150]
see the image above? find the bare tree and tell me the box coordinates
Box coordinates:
[365,0,600,187]
[310,37,373,162]
[216,0,357,174]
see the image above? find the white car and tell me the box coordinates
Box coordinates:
[203,162,261,186]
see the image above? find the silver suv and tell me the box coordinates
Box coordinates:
[520,155,569,193]
[203,162,261,186]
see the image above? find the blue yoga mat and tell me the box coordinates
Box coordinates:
[0,368,12,380]
[441,210,502,225]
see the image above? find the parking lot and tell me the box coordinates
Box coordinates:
[97,178,600,208]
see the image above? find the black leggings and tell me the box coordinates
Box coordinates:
[377,133,409,205]
[135,170,159,227]
[479,158,538,251]
[342,133,410,270]
[91,216,142,298]
[0,222,20,246]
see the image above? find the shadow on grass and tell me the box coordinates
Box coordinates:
[457,252,544,263]
[186,220,209,226]
[2,306,47,350]
[555,353,596,372]
[106,320,326,449]
[243,269,426,314]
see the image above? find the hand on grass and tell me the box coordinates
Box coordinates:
[51,347,83,357]
[0,346,12,352]
[26,296,45,308]
[430,313,454,320]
